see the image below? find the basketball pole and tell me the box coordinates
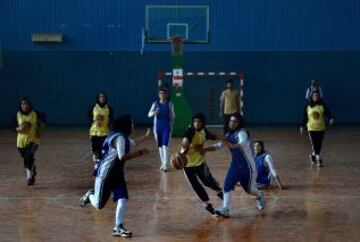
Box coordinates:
[169,37,193,136]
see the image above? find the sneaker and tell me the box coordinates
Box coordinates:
[317,159,323,167]
[214,206,229,218]
[205,203,216,216]
[112,224,132,237]
[256,192,265,210]
[27,178,34,186]
[160,166,169,172]
[79,189,94,207]
[216,191,224,200]
[309,155,316,165]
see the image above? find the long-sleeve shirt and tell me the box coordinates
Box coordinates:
[305,85,323,100]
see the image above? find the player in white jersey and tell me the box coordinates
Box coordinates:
[79,115,150,237]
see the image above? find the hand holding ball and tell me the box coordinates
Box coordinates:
[20,121,32,132]
[170,152,188,170]
[95,114,104,127]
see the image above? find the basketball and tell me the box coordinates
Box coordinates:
[21,121,32,132]
[170,152,188,170]
[95,114,104,121]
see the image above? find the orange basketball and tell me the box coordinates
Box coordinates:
[95,114,104,121]
[21,121,32,131]
[170,152,188,170]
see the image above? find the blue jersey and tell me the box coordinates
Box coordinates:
[226,129,255,169]
[156,101,171,126]
[255,152,271,186]
[95,131,130,178]
[223,129,258,193]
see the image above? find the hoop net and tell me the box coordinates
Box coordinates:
[170,37,184,55]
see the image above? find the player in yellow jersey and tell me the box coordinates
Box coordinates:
[87,92,114,167]
[11,98,46,185]
[179,113,223,216]
[300,91,334,167]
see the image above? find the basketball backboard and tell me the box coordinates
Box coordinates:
[145,5,209,43]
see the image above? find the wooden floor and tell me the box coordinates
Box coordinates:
[1,126,360,242]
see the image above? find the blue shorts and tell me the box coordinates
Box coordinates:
[224,163,252,193]
[112,182,128,201]
[109,164,128,201]
[94,163,128,209]
[156,122,171,147]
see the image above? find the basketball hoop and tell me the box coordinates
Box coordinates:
[170,37,184,56]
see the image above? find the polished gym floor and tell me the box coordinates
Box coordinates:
[0,126,359,242]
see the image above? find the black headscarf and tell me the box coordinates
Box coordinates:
[309,90,323,107]
[183,112,215,144]
[96,91,107,108]
[192,112,206,130]
[112,115,132,136]
[18,97,33,115]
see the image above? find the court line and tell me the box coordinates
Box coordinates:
[1,191,359,202]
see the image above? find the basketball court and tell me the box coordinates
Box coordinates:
[1,126,359,241]
[1,1,360,241]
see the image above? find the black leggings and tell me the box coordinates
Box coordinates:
[18,142,38,170]
[223,114,232,135]
[309,131,325,155]
[184,163,221,203]
[91,136,107,159]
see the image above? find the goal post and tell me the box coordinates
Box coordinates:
[158,71,244,133]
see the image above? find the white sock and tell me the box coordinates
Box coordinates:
[89,194,99,209]
[115,199,128,227]
[316,155,321,160]
[250,184,262,197]
[158,147,164,167]
[223,192,231,209]
[26,169,32,179]
[162,145,169,168]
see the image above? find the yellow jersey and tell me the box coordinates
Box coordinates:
[307,105,326,131]
[186,130,207,167]
[89,104,110,136]
[16,111,40,148]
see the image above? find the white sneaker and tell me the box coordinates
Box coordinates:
[214,206,229,218]
[79,189,93,207]
[160,165,169,172]
[256,192,266,210]
[112,224,132,237]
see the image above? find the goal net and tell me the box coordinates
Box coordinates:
[158,71,244,126]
